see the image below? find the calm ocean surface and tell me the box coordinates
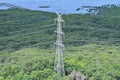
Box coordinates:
[0,0,120,14]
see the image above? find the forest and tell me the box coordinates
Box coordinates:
[0,5,120,80]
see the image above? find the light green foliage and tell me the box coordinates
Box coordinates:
[0,5,120,80]
[0,48,55,80]
[0,44,120,79]
[0,76,4,80]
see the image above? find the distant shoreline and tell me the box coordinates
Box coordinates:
[0,3,25,10]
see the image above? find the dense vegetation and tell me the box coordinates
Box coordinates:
[0,5,120,80]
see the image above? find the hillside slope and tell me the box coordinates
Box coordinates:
[0,5,120,80]
[0,6,120,52]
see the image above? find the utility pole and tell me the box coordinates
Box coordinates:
[54,13,65,77]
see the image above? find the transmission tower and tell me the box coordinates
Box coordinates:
[54,13,65,77]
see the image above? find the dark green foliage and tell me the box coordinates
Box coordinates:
[0,5,120,80]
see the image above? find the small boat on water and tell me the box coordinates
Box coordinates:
[39,6,50,8]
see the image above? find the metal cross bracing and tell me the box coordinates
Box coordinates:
[54,13,65,77]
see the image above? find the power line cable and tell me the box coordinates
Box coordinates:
[0,19,26,25]
[0,22,38,28]
[0,27,56,40]
[0,15,43,25]
[64,38,120,42]
[65,25,119,32]
[0,36,55,49]
[0,41,54,53]
[64,39,88,41]
[0,24,55,35]
[63,39,120,46]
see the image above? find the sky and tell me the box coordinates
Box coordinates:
[0,0,120,14]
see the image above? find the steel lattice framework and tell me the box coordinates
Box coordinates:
[54,13,65,77]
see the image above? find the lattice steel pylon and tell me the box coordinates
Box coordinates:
[54,13,65,77]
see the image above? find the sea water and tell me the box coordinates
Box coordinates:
[0,0,120,14]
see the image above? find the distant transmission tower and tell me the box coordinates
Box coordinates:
[54,13,65,77]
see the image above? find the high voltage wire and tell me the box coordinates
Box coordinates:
[0,19,53,29]
[65,25,119,32]
[64,39,87,42]
[0,15,43,25]
[0,25,117,45]
[1,38,113,52]
[0,19,26,25]
[0,22,39,28]
[0,36,92,53]
[0,27,56,40]
[0,24,55,35]
[64,38,120,42]
[0,41,54,53]
[0,36,55,49]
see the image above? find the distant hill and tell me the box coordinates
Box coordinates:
[0,3,25,9]
[0,5,120,53]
